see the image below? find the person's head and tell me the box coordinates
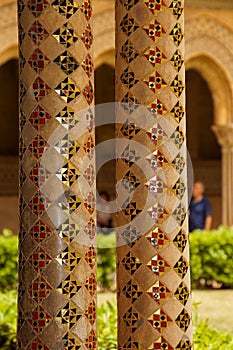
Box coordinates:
[192,181,205,198]
[99,191,110,201]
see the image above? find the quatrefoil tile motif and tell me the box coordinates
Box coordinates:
[55,77,81,103]
[120,13,140,36]
[29,48,50,74]
[170,23,184,46]
[169,0,183,19]
[119,0,139,10]
[56,301,82,329]
[29,105,52,131]
[52,0,79,18]
[144,0,166,14]
[171,101,185,123]
[55,106,79,130]
[170,49,184,72]
[33,77,51,102]
[172,177,186,200]
[170,126,185,149]
[56,162,80,186]
[148,281,172,305]
[152,337,173,350]
[148,99,167,116]
[28,21,49,46]
[120,40,139,64]
[175,281,189,306]
[144,72,167,93]
[144,46,167,67]
[172,202,186,226]
[176,308,191,332]
[29,306,52,334]
[81,0,92,21]
[143,19,165,41]
[82,53,93,78]
[149,309,172,333]
[120,67,139,88]
[27,0,49,18]
[174,255,189,279]
[147,254,170,276]
[146,227,169,251]
[170,74,185,97]
[53,22,78,48]
[81,23,93,49]
[54,51,79,75]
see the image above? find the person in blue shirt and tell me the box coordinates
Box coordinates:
[189,181,212,232]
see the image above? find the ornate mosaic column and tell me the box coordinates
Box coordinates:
[213,124,233,226]
[116,0,192,348]
[18,1,97,349]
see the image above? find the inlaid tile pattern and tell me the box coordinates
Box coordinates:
[116,0,192,348]
[18,1,97,349]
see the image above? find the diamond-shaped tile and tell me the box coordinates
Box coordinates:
[170,74,184,97]
[120,13,139,36]
[146,227,169,251]
[149,309,172,333]
[81,23,93,50]
[28,134,48,159]
[29,305,52,334]
[121,251,141,274]
[82,53,93,78]
[58,218,80,244]
[29,48,50,74]
[170,126,185,149]
[120,67,139,89]
[52,0,79,18]
[171,101,185,123]
[173,229,187,253]
[174,281,189,306]
[56,162,80,186]
[83,81,94,105]
[170,49,184,72]
[119,0,139,10]
[120,40,139,64]
[176,308,191,332]
[55,106,79,130]
[33,77,51,102]
[56,246,81,271]
[28,246,53,273]
[29,220,52,243]
[28,275,53,303]
[57,274,82,298]
[143,19,165,41]
[56,301,81,328]
[170,23,184,46]
[55,77,81,103]
[148,281,172,305]
[53,22,78,48]
[144,46,167,67]
[27,0,49,18]
[29,105,52,131]
[54,50,79,75]
[144,72,166,93]
[172,178,186,200]
[144,0,165,14]
[147,254,170,276]
[81,0,92,20]
[28,21,49,46]
[172,202,186,226]
[169,0,183,19]
[174,255,189,279]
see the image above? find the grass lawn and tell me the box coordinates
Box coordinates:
[98,289,233,334]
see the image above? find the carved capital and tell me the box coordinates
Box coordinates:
[212,124,233,148]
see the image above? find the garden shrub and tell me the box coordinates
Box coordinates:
[0,290,17,349]
[97,232,116,291]
[0,229,18,292]
[190,225,233,288]
[97,301,117,350]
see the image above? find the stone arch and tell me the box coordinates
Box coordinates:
[185,14,233,125]
[95,49,115,69]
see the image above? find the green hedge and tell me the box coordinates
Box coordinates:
[0,230,18,292]
[190,225,233,288]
